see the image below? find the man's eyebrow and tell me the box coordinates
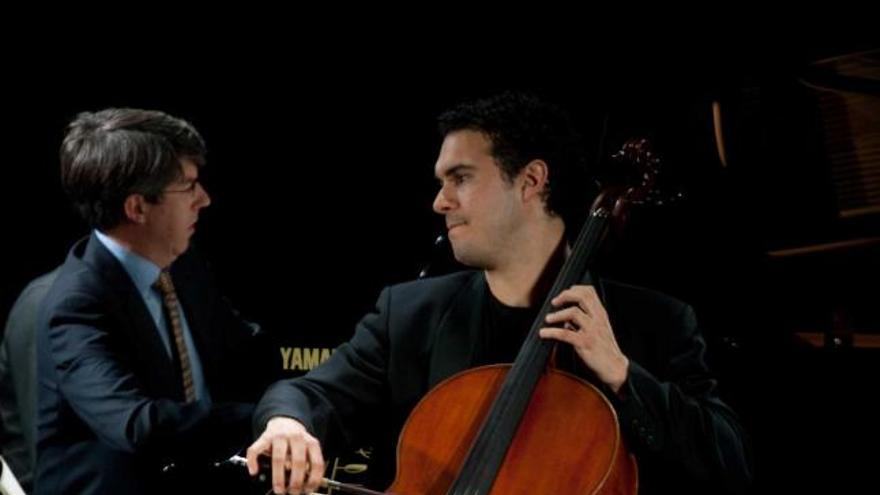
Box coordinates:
[436,164,475,180]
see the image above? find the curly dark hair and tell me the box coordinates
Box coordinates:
[437,91,593,234]
[60,108,206,230]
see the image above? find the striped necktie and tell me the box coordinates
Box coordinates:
[153,270,196,402]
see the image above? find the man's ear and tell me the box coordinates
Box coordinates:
[123,194,150,224]
[520,159,549,202]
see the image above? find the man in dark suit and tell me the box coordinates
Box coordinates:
[247,92,753,494]
[36,108,272,494]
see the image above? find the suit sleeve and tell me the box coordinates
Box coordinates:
[611,303,753,494]
[253,287,393,448]
[44,289,251,461]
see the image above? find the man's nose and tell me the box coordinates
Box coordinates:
[433,186,453,214]
[195,182,211,208]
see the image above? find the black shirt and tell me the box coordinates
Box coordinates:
[479,289,539,365]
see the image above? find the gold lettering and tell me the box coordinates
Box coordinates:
[280,347,293,370]
[278,347,337,371]
[303,348,321,370]
[291,348,303,370]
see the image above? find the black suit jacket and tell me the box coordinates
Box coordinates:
[255,271,752,494]
[36,234,272,494]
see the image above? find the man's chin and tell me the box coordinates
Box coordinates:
[171,240,192,260]
[451,247,486,269]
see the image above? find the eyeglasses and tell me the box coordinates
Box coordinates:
[163,179,201,195]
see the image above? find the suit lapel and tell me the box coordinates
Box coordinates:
[428,272,488,387]
[80,234,181,397]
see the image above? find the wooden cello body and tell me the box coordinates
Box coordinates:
[389,365,637,494]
